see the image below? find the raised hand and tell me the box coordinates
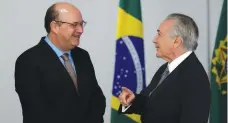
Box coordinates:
[118,87,135,106]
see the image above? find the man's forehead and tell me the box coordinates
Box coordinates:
[158,20,174,32]
[164,19,174,25]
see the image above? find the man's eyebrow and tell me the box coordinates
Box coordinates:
[72,21,84,23]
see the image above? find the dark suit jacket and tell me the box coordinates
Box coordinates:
[119,52,211,123]
[15,37,106,123]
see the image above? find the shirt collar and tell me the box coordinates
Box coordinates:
[168,51,192,73]
[44,36,71,57]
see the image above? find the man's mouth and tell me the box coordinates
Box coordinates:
[73,35,80,38]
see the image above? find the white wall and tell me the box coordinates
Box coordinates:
[0,0,223,123]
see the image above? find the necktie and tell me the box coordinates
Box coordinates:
[149,67,169,96]
[157,67,170,86]
[61,53,78,92]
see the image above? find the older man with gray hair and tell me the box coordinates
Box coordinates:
[118,13,211,123]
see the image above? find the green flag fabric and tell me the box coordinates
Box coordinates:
[210,0,227,123]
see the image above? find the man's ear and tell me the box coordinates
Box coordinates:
[173,36,183,48]
[50,21,59,34]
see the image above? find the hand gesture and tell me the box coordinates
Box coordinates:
[118,87,135,106]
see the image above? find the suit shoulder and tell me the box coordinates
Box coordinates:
[180,55,209,84]
[186,55,207,75]
[72,47,90,57]
[16,44,40,63]
[191,60,209,79]
[179,52,206,73]
[73,47,88,54]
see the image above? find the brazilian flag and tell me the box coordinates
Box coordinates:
[111,0,146,123]
[210,0,227,123]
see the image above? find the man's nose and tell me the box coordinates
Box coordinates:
[76,26,83,33]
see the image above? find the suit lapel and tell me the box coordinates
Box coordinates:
[147,64,167,95]
[38,37,78,92]
[71,48,82,94]
[149,65,180,99]
[149,52,196,99]
[71,48,89,96]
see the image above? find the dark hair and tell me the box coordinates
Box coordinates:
[44,4,59,33]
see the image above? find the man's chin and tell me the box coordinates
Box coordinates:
[156,55,161,58]
[156,53,161,58]
[72,40,80,47]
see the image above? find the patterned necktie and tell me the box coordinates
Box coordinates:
[149,67,169,96]
[61,53,78,92]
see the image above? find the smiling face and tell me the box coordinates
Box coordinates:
[153,19,177,62]
[50,3,84,51]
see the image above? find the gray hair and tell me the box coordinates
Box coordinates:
[165,13,199,51]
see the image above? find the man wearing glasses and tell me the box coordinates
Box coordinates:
[14,2,106,123]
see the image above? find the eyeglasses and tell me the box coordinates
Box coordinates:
[55,20,87,28]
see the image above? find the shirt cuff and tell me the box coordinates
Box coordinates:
[122,104,132,112]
